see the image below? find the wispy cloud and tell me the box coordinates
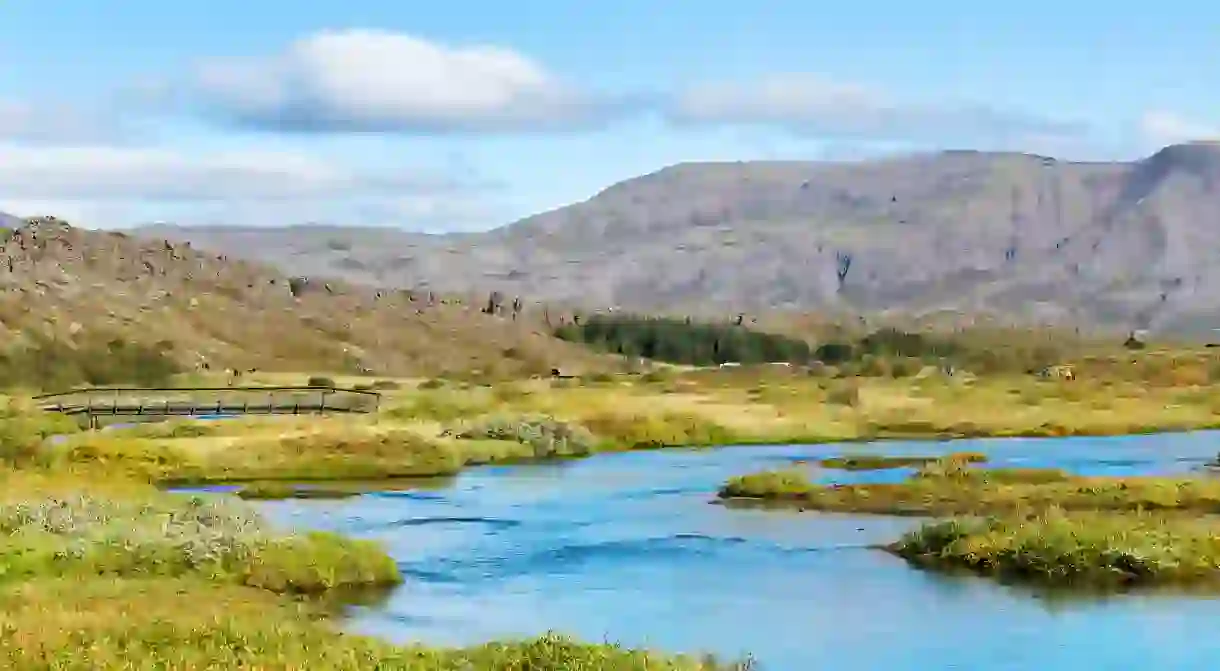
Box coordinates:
[666,74,1089,144]
[0,99,136,146]
[0,143,497,229]
[1139,110,1220,146]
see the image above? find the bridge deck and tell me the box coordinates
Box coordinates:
[35,386,381,428]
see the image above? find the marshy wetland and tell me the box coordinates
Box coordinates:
[10,361,1220,669]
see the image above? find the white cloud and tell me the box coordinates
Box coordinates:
[0,143,495,229]
[191,29,629,133]
[668,74,1087,143]
[1140,111,1220,146]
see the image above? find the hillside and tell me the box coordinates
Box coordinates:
[0,216,612,379]
[142,142,1220,336]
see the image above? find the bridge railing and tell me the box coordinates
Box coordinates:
[34,385,382,415]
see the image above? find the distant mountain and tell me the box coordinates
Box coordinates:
[0,212,21,228]
[140,142,1220,336]
[0,216,609,376]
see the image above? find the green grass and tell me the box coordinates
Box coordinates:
[52,429,469,483]
[891,510,1220,587]
[0,416,748,668]
[235,481,363,500]
[0,578,751,670]
[717,461,1220,516]
[0,492,401,594]
[815,451,987,471]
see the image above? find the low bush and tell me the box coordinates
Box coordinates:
[0,493,401,593]
[449,415,598,458]
[0,334,181,390]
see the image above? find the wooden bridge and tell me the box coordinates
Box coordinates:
[35,386,382,429]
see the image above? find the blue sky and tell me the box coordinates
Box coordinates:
[0,1,1215,231]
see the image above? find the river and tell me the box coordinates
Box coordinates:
[250,432,1220,670]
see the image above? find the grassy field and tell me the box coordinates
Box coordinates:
[31,362,1220,491]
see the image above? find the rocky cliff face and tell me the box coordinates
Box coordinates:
[142,142,1220,335]
[0,216,610,376]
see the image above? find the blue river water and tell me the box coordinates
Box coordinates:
[250,432,1220,670]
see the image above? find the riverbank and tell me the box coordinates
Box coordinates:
[35,370,1220,489]
[0,467,747,670]
[12,368,1220,665]
[13,386,1220,669]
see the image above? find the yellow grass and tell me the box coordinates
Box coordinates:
[32,368,1220,488]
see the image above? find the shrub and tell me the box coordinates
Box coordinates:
[825,381,860,406]
[370,379,401,390]
[306,376,336,388]
[0,334,181,390]
[0,494,401,592]
[450,415,598,458]
[0,402,80,466]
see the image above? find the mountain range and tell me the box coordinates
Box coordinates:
[38,141,1220,336]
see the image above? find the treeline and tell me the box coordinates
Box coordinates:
[554,315,811,366]
[0,334,182,390]
[557,315,1067,375]
[815,327,1067,376]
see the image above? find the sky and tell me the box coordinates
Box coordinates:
[0,1,1216,232]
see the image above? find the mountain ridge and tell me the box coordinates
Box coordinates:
[128,141,1220,336]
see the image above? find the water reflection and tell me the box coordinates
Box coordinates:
[255,431,1220,670]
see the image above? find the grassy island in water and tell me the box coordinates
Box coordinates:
[718,454,1220,588]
